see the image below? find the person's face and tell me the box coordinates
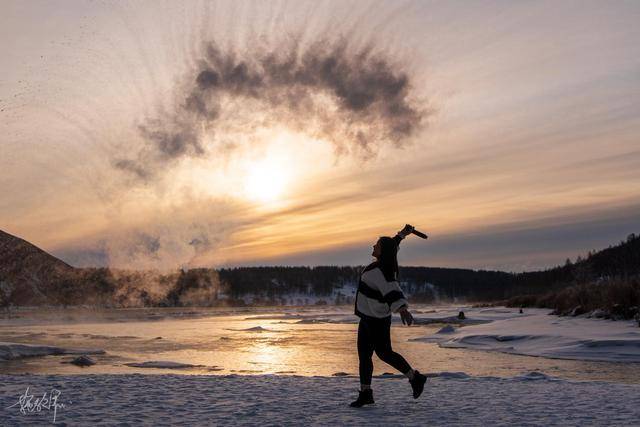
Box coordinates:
[372,239,382,258]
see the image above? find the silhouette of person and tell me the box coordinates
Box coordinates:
[350,224,427,407]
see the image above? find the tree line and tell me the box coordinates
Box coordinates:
[3,234,638,308]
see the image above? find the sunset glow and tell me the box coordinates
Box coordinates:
[1,1,640,271]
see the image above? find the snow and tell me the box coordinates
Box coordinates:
[1,373,638,426]
[411,307,519,325]
[435,325,456,334]
[413,308,640,362]
[0,342,105,361]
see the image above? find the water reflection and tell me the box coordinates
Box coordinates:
[1,306,640,384]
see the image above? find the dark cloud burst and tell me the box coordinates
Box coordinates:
[116,37,426,179]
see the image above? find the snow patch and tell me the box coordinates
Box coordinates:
[514,371,557,381]
[415,308,640,362]
[0,342,105,361]
[436,325,456,334]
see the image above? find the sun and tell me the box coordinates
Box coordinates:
[244,157,289,203]
[237,128,334,205]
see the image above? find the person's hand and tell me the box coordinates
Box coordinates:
[399,224,415,237]
[399,306,414,326]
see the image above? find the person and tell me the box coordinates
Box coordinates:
[349,224,427,408]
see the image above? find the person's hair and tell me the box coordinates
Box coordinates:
[377,236,399,282]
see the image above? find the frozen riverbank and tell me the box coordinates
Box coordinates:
[413,308,640,362]
[1,373,639,426]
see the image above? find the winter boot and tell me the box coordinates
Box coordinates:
[409,370,427,399]
[349,389,374,407]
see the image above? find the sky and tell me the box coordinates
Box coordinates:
[1,0,639,272]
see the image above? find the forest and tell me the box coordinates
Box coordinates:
[2,233,638,309]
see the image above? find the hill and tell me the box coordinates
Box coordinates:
[505,233,640,319]
[0,229,75,305]
[509,232,640,294]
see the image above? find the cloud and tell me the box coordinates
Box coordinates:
[102,35,428,269]
[115,36,426,179]
[50,194,244,270]
[217,202,640,272]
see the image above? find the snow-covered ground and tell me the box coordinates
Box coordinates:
[1,373,639,426]
[413,308,640,362]
[2,307,640,425]
[0,342,105,361]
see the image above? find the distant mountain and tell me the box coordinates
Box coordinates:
[0,229,75,305]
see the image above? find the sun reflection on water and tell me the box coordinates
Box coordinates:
[2,307,640,383]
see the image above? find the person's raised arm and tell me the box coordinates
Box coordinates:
[393,224,415,247]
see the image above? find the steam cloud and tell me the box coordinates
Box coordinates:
[103,36,427,269]
[116,37,425,178]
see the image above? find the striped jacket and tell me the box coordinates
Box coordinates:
[354,233,408,319]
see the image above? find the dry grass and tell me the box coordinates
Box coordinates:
[506,276,640,319]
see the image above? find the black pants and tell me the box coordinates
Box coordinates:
[357,315,412,385]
